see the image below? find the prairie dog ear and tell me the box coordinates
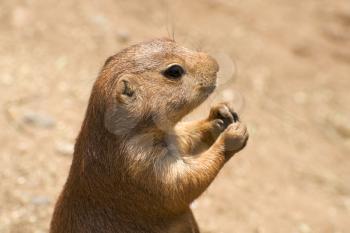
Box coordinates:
[115,75,137,101]
[105,74,139,135]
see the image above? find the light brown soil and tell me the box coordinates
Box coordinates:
[1,0,349,233]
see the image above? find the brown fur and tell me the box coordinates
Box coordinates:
[50,38,249,233]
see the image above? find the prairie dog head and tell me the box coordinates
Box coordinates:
[100,38,219,134]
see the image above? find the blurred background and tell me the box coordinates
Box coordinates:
[1,0,350,232]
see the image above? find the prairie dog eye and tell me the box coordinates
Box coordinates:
[162,64,185,79]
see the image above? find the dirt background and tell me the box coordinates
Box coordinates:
[1,0,350,233]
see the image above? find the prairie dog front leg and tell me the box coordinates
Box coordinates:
[175,102,239,154]
[132,120,249,210]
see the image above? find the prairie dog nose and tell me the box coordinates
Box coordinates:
[196,52,219,76]
[207,54,219,74]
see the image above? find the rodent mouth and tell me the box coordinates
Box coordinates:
[199,84,216,94]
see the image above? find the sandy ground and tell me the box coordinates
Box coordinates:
[0,0,350,232]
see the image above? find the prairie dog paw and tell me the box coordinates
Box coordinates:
[208,103,239,130]
[221,121,249,157]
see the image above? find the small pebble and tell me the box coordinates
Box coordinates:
[55,56,68,70]
[22,111,55,128]
[31,196,50,206]
[328,113,350,138]
[298,223,311,233]
[190,200,198,209]
[55,141,74,156]
[116,29,130,43]
[91,15,108,27]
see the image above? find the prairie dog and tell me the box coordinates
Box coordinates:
[50,38,249,233]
